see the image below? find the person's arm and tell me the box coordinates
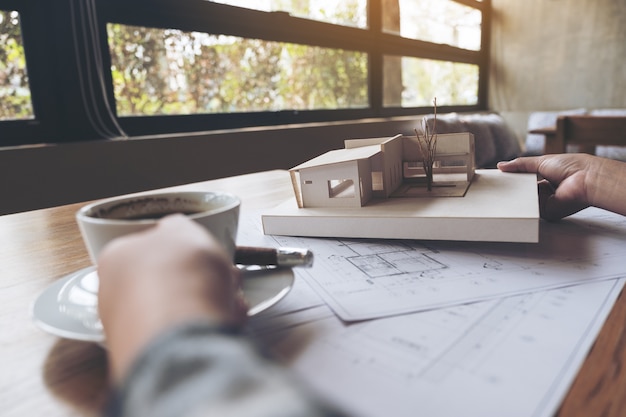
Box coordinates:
[97,215,343,417]
[104,321,342,417]
[497,153,626,221]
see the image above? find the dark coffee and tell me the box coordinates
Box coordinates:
[90,197,208,220]
[120,210,202,220]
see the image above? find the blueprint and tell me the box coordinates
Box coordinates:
[240,207,626,321]
[249,278,626,417]
[237,206,626,417]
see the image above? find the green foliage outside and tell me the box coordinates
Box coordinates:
[212,0,367,28]
[108,24,369,117]
[0,10,33,121]
[0,1,480,123]
[401,58,479,107]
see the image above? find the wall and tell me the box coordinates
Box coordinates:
[0,117,422,215]
[490,0,626,126]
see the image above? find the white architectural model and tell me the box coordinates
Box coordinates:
[262,131,539,243]
[289,132,475,209]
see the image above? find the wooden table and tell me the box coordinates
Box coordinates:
[1,169,626,416]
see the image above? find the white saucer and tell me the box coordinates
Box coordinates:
[32,266,294,343]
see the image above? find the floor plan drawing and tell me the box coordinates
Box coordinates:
[238,206,626,417]
[241,207,626,321]
[248,278,625,417]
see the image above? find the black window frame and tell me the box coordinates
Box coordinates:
[0,0,490,147]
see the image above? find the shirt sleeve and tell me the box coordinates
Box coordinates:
[104,321,346,417]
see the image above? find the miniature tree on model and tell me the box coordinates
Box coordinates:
[415,98,438,191]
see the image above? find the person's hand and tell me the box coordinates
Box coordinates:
[97,214,248,382]
[497,153,626,221]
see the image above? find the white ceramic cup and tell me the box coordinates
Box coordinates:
[76,191,241,264]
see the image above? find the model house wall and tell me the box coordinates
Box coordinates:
[402,133,475,181]
[291,144,384,208]
[379,136,405,198]
[290,132,475,208]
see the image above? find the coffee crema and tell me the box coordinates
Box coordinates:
[89,197,207,221]
[119,210,202,220]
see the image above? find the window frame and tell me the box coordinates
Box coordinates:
[0,1,55,145]
[0,0,490,146]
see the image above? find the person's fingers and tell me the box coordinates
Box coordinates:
[229,266,249,323]
[234,288,249,323]
[542,194,589,222]
[537,179,588,221]
[99,214,241,319]
[537,179,560,221]
[497,157,542,174]
[158,214,228,255]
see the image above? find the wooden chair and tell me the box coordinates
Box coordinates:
[542,115,626,154]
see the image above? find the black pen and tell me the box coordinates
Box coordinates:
[235,246,314,268]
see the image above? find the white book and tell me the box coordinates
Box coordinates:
[262,169,539,243]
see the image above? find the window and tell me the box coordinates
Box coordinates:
[108,26,368,116]
[211,0,368,28]
[385,56,479,107]
[0,0,490,146]
[382,0,482,51]
[328,179,356,198]
[371,171,383,190]
[0,10,33,121]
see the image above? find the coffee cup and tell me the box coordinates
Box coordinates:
[76,191,241,264]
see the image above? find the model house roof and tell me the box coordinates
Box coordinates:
[291,144,382,171]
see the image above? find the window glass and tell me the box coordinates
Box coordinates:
[209,0,367,28]
[383,55,478,107]
[0,10,33,121]
[108,24,369,116]
[383,0,482,51]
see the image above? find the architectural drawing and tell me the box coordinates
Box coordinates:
[240,209,626,417]
[289,132,476,209]
[262,207,626,320]
[248,278,625,417]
